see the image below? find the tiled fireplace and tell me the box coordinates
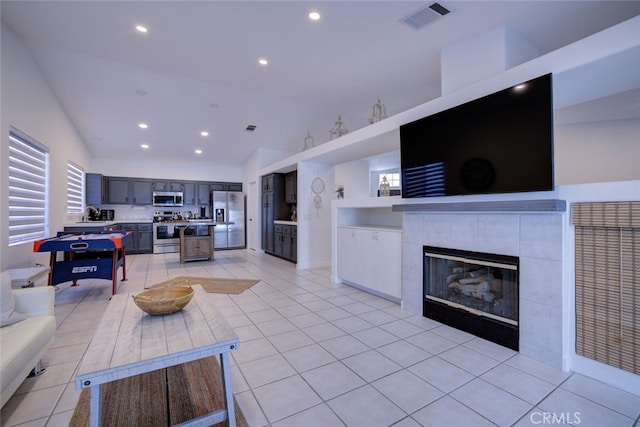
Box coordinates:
[423,246,520,350]
[395,199,567,368]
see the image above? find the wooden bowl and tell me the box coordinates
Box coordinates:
[132,286,194,315]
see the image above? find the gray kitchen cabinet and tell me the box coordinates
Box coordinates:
[86,173,107,206]
[130,180,152,205]
[107,178,151,205]
[197,183,210,205]
[118,222,153,254]
[209,182,243,192]
[209,182,226,191]
[183,181,196,205]
[273,224,296,262]
[107,178,130,204]
[262,174,288,255]
[152,181,184,192]
[137,223,153,253]
[285,171,297,204]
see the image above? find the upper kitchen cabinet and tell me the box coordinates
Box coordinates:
[107,177,129,204]
[183,182,196,205]
[210,182,243,192]
[152,181,184,192]
[209,182,226,191]
[196,183,210,205]
[107,177,152,204]
[86,173,107,205]
[131,179,153,204]
[285,171,297,204]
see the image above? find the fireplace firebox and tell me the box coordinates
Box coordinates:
[423,246,519,350]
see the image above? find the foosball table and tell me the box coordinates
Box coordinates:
[33,230,132,297]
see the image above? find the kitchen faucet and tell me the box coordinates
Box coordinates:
[84,205,100,221]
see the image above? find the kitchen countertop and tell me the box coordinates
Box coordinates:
[62,219,233,227]
[274,220,297,226]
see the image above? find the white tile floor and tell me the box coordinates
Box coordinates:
[2,249,639,426]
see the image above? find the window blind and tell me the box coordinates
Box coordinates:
[572,202,639,375]
[8,129,49,246]
[67,161,84,213]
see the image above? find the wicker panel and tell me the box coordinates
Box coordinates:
[573,201,639,375]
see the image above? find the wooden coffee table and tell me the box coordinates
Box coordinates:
[75,285,240,426]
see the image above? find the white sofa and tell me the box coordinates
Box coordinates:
[1,283,56,408]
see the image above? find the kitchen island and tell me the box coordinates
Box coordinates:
[179,223,215,262]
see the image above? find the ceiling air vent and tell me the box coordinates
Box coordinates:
[245,125,257,132]
[400,2,451,30]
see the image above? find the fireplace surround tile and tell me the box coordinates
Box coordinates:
[519,258,563,308]
[450,215,479,250]
[401,207,566,369]
[519,214,563,261]
[478,214,520,255]
[519,301,563,368]
[422,214,451,247]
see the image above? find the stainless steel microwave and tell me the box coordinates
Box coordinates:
[152,191,183,207]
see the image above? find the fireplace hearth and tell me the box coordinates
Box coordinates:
[424,246,519,350]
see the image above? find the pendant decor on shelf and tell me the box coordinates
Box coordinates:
[302,131,314,151]
[379,175,391,197]
[311,177,326,214]
[368,97,387,124]
[329,115,349,140]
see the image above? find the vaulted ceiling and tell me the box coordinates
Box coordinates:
[2,1,639,167]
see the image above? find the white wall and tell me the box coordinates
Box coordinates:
[555,119,640,184]
[1,24,93,270]
[92,158,242,182]
[296,161,333,269]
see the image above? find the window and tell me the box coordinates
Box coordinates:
[67,161,84,213]
[378,172,400,188]
[8,129,49,246]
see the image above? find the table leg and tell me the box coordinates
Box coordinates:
[220,352,236,427]
[121,248,128,281]
[47,253,55,286]
[111,251,117,296]
[89,383,102,427]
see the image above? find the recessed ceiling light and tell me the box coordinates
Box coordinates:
[138,123,148,129]
[135,25,148,33]
[200,131,209,137]
[140,144,149,149]
[245,125,257,132]
[258,58,268,66]
[514,84,527,91]
[195,149,203,155]
[309,11,321,21]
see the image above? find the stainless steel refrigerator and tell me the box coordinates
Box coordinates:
[210,191,246,249]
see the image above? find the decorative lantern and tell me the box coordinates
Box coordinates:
[379,175,391,197]
[369,98,387,124]
[303,131,314,151]
[329,115,349,140]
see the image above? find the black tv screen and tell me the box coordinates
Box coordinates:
[400,74,553,198]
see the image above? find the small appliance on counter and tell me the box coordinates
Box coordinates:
[200,206,207,219]
[99,209,115,221]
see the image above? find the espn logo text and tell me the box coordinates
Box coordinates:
[72,266,98,274]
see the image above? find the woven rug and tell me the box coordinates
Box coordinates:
[70,356,248,427]
[149,276,260,294]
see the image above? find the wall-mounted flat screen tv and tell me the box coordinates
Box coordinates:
[400,73,553,198]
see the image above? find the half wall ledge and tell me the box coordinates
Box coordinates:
[391,199,566,213]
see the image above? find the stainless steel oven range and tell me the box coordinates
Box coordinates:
[152,222,188,253]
